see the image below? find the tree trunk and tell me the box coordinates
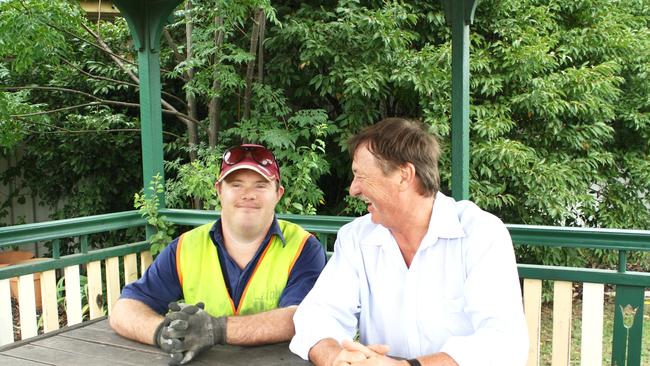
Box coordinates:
[208,16,224,148]
[184,1,201,209]
[185,1,199,164]
[242,9,264,121]
[257,11,266,84]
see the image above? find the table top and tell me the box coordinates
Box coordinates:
[0,317,311,365]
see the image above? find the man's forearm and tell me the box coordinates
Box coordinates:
[419,352,459,366]
[308,338,343,366]
[225,306,297,345]
[109,298,164,345]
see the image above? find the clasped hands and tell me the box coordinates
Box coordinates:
[333,339,406,366]
[155,302,227,365]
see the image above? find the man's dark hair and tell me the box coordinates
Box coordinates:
[347,117,441,197]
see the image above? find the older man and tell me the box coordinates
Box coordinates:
[290,118,528,366]
[110,144,326,365]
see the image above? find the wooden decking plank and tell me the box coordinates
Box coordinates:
[87,261,104,320]
[33,336,168,365]
[523,278,542,366]
[1,343,136,366]
[580,282,604,366]
[140,251,153,274]
[551,280,573,366]
[64,265,83,326]
[123,254,138,285]
[59,326,163,353]
[40,270,59,333]
[202,343,308,365]
[0,279,13,346]
[0,353,51,365]
[105,257,120,315]
[17,274,38,339]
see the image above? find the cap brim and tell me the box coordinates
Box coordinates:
[218,163,275,183]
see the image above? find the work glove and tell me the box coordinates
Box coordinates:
[154,317,178,353]
[159,301,227,365]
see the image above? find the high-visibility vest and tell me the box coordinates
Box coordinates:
[176,220,311,317]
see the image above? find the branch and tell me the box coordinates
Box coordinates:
[35,129,182,139]
[58,57,187,106]
[163,28,185,65]
[12,102,101,117]
[79,23,197,131]
[43,19,139,69]
[3,86,200,123]
[10,1,197,131]
[13,116,182,139]
[80,22,140,84]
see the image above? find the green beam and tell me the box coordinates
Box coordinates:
[0,210,143,247]
[0,241,150,279]
[518,264,650,287]
[111,0,183,211]
[440,0,479,200]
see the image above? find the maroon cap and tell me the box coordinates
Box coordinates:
[218,144,281,183]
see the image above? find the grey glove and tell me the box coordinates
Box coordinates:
[161,302,227,365]
[154,317,181,354]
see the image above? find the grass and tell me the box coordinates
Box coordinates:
[539,293,650,365]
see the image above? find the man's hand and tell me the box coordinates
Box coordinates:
[158,302,227,365]
[332,340,400,366]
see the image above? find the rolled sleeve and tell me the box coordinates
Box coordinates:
[290,232,361,360]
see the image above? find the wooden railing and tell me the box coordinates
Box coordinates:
[0,209,649,365]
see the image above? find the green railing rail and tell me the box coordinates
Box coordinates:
[1,210,649,364]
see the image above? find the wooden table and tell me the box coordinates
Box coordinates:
[0,317,310,365]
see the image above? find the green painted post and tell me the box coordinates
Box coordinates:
[111,0,182,208]
[80,235,89,254]
[440,0,479,201]
[612,285,645,366]
[51,239,60,259]
[618,250,628,273]
[111,0,183,239]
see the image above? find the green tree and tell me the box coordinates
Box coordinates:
[0,0,648,272]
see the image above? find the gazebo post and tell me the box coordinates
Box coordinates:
[440,0,479,201]
[111,0,183,236]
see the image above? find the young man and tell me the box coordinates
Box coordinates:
[110,144,326,365]
[290,118,528,366]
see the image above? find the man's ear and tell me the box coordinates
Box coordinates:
[399,163,416,191]
[215,181,222,197]
[276,184,285,201]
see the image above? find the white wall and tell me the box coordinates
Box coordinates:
[1,148,60,256]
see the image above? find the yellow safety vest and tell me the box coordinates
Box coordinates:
[176,220,311,317]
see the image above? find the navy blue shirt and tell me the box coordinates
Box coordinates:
[121,217,327,314]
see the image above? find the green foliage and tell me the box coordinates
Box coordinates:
[1,0,648,273]
[165,146,221,210]
[134,174,175,256]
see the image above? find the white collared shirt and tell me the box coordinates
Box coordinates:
[290,192,528,365]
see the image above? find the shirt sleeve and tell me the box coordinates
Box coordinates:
[289,228,362,360]
[119,238,183,315]
[278,235,326,307]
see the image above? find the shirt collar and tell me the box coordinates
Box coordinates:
[210,215,286,248]
[424,191,466,243]
[360,191,465,248]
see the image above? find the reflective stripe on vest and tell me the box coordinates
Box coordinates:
[176,220,311,317]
